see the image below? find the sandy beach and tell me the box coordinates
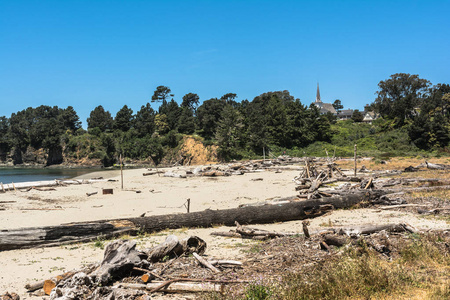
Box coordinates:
[1,163,448,298]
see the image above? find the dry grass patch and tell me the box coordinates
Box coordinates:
[335,157,450,172]
[203,233,450,300]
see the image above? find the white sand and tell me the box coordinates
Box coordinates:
[0,165,448,298]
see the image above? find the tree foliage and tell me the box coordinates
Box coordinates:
[113,105,134,132]
[216,105,244,161]
[87,105,113,132]
[151,86,173,103]
[374,73,431,126]
[332,99,344,113]
[134,103,156,137]
[408,84,450,149]
[2,76,449,167]
[352,109,364,122]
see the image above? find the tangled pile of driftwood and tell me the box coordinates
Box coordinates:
[23,235,246,298]
[292,158,450,206]
[20,220,439,299]
[143,156,304,178]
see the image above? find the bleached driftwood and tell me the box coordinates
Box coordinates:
[193,252,221,273]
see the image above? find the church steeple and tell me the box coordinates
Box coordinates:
[316,82,321,103]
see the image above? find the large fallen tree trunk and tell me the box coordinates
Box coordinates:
[0,191,386,251]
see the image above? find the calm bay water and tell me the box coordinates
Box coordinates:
[0,168,99,184]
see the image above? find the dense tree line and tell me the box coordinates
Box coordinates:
[372,73,450,150]
[0,74,448,166]
[0,88,334,166]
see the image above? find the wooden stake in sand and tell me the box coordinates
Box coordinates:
[185,198,191,213]
[120,154,124,190]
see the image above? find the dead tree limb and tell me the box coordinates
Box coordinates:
[193,252,221,273]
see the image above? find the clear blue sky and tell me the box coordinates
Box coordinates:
[1,0,449,127]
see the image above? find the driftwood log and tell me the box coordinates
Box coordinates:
[0,223,135,251]
[0,191,386,251]
[145,235,206,262]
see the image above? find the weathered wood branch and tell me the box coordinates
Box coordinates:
[193,252,221,273]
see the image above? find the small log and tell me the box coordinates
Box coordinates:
[322,234,351,247]
[379,204,429,210]
[235,222,298,239]
[208,260,242,267]
[320,241,332,252]
[201,170,229,177]
[210,231,242,238]
[102,188,113,195]
[193,252,221,273]
[43,279,56,295]
[302,221,310,238]
[141,273,154,283]
[426,161,450,170]
[86,192,98,197]
[143,171,158,176]
[364,178,373,189]
[335,177,361,182]
[33,187,56,191]
[418,207,450,215]
[308,179,322,193]
[295,184,311,191]
[333,167,347,177]
[115,281,225,293]
[336,223,417,236]
[318,191,333,197]
[146,235,182,262]
[133,267,165,280]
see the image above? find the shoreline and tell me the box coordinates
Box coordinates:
[0,167,111,186]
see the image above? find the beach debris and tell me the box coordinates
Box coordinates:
[211,221,300,240]
[163,171,187,178]
[192,252,221,273]
[29,221,443,299]
[425,161,450,170]
[32,235,247,298]
[102,188,113,195]
[24,263,98,294]
[86,191,98,197]
[1,292,20,300]
[142,170,162,176]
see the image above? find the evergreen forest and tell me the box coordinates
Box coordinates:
[0,73,449,167]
